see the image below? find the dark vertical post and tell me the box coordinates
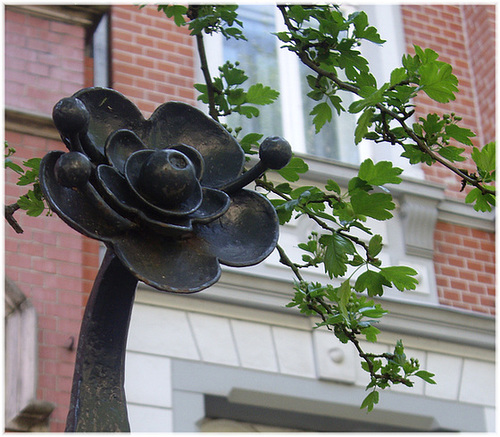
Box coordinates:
[65,248,138,432]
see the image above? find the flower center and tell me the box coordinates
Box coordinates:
[138,150,197,208]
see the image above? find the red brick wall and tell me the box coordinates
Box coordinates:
[5,132,101,431]
[401,5,495,314]
[111,5,197,117]
[434,222,495,315]
[4,9,100,432]
[4,10,86,115]
[401,5,492,198]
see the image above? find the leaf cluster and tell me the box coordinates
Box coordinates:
[194,61,279,120]
[5,144,47,217]
[157,5,246,40]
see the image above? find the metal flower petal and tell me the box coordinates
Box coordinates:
[146,101,245,188]
[195,190,279,267]
[43,88,293,293]
[40,151,137,241]
[111,229,221,293]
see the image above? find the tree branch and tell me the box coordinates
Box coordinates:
[277,4,495,197]
[5,202,24,234]
[195,32,219,122]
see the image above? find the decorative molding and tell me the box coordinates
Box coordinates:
[6,5,108,28]
[4,278,55,431]
[400,193,439,258]
[5,107,60,141]
[438,198,495,232]
[5,400,56,432]
[295,154,494,231]
[135,273,495,358]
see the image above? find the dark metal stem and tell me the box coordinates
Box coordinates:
[65,248,138,432]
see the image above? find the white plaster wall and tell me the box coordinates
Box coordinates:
[125,301,495,432]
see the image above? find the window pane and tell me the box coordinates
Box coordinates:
[222,5,358,164]
[299,63,358,164]
[223,5,283,137]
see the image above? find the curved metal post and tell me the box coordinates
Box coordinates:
[65,248,138,432]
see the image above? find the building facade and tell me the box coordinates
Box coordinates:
[4,4,495,432]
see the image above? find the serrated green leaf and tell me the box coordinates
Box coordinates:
[415,370,436,384]
[361,390,379,412]
[239,133,263,148]
[245,83,279,105]
[325,179,341,194]
[17,191,45,217]
[338,280,351,319]
[354,108,375,144]
[368,234,383,257]
[445,123,475,146]
[437,145,466,162]
[472,142,495,173]
[310,101,333,134]
[361,325,381,342]
[351,191,395,220]
[321,233,356,278]
[5,160,24,175]
[358,159,403,185]
[465,187,495,212]
[419,62,458,103]
[390,67,407,86]
[236,105,259,118]
[355,270,391,296]
[278,157,308,182]
[360,306,388,319]
[380,266,418,291]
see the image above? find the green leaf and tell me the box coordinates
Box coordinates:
[236,105,259,118]
[445,124,475,146]
[358,159,403,185]
[361,390,379,412]
[415,370,437,384]
[321,233,356,278]
[338,280,351,318]
[380,266,419,291]
[278,157,308,182]
[17,191,45,217]
[5,159,24,175]
[355,270,391,297]
[390,67,408,86]
[354,108,375,144]
[359,306,388,319]
[465,187,495,212]
[351,191,395,220]
[368,234,383,257]
[419,62,458,103]
[310,101,333,134]
[239,133,263,150]
[245,83,279,105]
[361,325,381,342]
[159,5,188,27]
[437,146,466,162]
[472,142,496,173]
[325,179,341,194]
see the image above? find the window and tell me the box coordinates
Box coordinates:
[205,5,358,164]
[204,4,423,177]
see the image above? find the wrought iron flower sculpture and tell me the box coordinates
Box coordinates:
[39,87,292,432]
[40,87,292,293]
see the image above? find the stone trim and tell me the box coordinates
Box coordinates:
[5,107,60,141]
[6,5,108,28]
[135,283,495,359]
[4,278,55,431]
